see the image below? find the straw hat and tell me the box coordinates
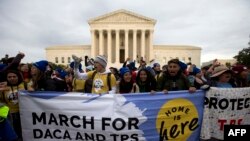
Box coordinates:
[210,65,232,78]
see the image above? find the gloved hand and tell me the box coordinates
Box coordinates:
[72,55,82,71]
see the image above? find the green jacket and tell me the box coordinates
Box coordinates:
[0,102,9,122]
[157,72,191,91]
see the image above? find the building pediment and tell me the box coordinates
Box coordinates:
[88,9,156,24]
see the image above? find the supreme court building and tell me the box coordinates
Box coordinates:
[46,9,201,68]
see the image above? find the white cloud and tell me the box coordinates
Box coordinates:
[0,0,249,64]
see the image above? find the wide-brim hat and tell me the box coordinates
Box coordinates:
[210,65,232,78]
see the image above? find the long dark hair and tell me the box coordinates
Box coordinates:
[119,71,134,93]
[136,68,156,92]
[6,70,24,93]
[6,70,23,86]
[31,68,45,90]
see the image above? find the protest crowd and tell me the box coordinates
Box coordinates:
[0,52,250,141]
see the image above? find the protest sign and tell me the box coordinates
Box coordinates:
[19,90,205,141]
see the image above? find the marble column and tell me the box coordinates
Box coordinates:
[149,30,154,62]
[133,30,137,61]
[99,30,103,55]
[115,30,120,63]
[141,30,145,59]
[91,30,96,58]
[125,30,129,60]
[107,30,112,63]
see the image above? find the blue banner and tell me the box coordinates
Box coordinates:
[19,90,205,141]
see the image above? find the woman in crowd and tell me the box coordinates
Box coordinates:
[157,59,196,93]
[117,67,139,94]
[152,63,162,81]
[0,52,25,83]
[45,63,53,80]
[64,72,73,92]
[51,68,68,91]
[136,68,157,93]
[122,58,137,82]
[0,69,25,140]
[209,65,234,88]
[19,63,31,90]
[19,63,30,82]
[27,60,56,91]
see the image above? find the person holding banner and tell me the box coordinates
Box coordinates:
[27,60,57,91]
[117,67,139,94]
[188,65,209,89]
[157,59,196,93]
[122,57,137,82]
[72,55,117,94]
[136,68,157,93]
[209,65,234,88]
[0,69,25,140]
[152,63,162,81]
[51,68,68,91]
[0,52,25,83]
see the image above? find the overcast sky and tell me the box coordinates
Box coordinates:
[0,0,249,64]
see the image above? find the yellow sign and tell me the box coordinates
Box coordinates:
[156,98,199,140]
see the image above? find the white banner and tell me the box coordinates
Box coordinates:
[19,92,147,141]
[201,87,250,140]
[19,90,205,141]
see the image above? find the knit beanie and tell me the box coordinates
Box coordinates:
[153,63,160,68]
[120,67,130,77]
[179,61,187,71]
[55,68,67,79]
[192,67,201,75]
[127,61,137,71]
[33,60,48,72]
[94,55,107,68]
[146,66,156,76]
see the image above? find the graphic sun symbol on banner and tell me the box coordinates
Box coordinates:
[156,98,199,141]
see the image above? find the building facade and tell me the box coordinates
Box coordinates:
[201,59,237,68]
[46,9,201,68]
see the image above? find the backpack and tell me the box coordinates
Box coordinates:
[84,71,112,93]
